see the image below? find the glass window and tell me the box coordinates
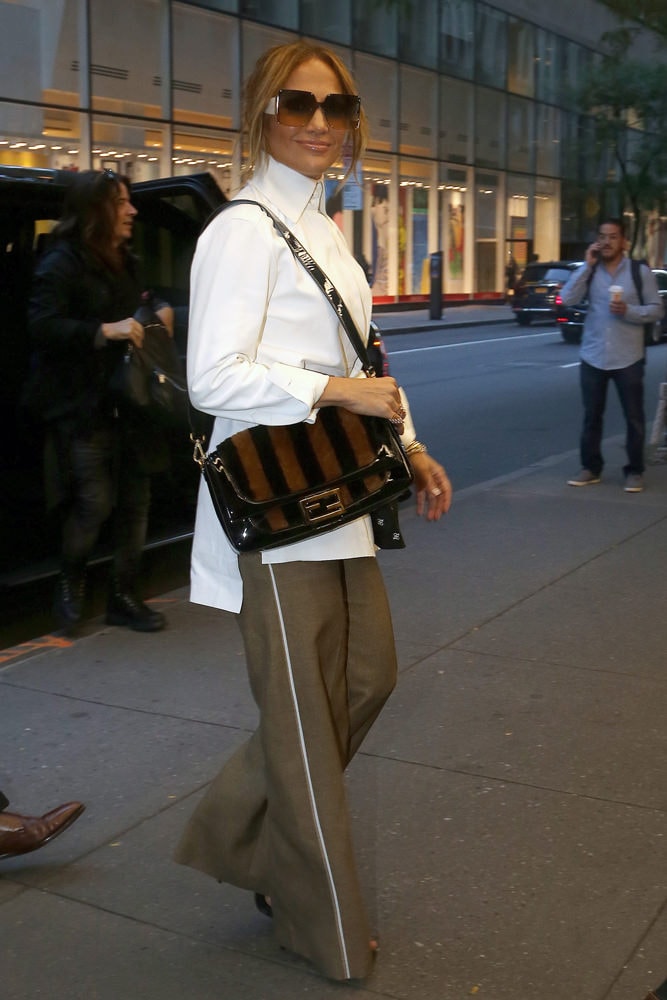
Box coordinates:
[534,177,561,263]
[475,87,505,170]
[560,41,593,110]
[475,3,506,89]
[562,112,595,183]
[399,0,437,69]
[179,0,238,9]
[352,0,398,59]
[535,104,561,177]
[354,54,397,153]
[362,157,393,297]
[242,21,294,100]
[507,17,535,97]
[440,0,474,80]
[506,174,533,275]
[0,102,83,171]
[475,171,500,293]
[92,118,168,182]
[400,67,437,158]
[300,1,351,44]
[535,29,560,105]
[240,0,298,28]
[171,127,235,194]
[439,77,473,165]
[399,159,435,295]
[173,5,238,130]
[507,96,534,174]
[90,0,163,114]
[439,165,470,292]
[0,0,80,107]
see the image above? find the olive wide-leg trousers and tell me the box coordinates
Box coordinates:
[174,555,398,981]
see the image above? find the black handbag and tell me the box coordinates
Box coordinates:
[191,200,413,554]
[110,301,188,427]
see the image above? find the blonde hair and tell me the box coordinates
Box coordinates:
[243,41,368,181]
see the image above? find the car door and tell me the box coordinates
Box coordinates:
[130,172,227,355]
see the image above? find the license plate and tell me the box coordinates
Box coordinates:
[534,285,547,293]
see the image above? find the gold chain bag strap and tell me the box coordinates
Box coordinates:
[190,200,413,554]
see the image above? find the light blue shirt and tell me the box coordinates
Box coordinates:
[560,257,663,370]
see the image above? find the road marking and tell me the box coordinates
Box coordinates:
[389,331,562,355]
[560,362,580,368]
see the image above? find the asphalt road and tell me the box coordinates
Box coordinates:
[387,319,667,490]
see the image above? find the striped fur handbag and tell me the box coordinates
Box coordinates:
[193,405,412,553]
[190,200,412,554]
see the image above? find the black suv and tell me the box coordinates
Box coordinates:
[511,260,584,326]
[1,166,230,591]
[1,166,388,596]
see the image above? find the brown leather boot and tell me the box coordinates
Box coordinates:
[0,802,85,859]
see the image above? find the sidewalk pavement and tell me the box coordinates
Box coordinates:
[2,433,666,1000]
[374,301,513,335]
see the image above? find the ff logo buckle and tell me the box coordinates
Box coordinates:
[300,489,345,524]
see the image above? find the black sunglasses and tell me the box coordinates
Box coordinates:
[264,89,361,131]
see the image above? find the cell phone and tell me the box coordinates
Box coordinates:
[592,248,600,259]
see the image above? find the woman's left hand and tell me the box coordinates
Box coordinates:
[409,452,452,521]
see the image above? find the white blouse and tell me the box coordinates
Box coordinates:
[187,156,413,613]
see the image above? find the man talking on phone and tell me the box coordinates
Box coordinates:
[561,217,663,492]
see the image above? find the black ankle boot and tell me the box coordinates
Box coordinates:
[53,568,86,633]
[106,585,165,632]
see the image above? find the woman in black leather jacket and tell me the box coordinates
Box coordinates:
[28,169,169,633]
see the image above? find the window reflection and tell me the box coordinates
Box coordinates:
[440,0,474,79]
[476,3,507,88]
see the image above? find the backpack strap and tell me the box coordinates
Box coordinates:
[630,257,645,304]
[586,257,646,302]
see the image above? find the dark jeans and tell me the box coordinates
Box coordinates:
[61,426,150,584]
[579,358,645,476]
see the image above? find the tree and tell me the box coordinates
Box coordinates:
[577,32,667,256]
[597,0,667,40]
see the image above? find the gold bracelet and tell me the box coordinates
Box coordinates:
[405,440,428,456]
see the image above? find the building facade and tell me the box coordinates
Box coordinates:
[0,0,663,302]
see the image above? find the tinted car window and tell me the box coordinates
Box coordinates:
[521,265,573,283]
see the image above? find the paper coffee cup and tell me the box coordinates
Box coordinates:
[609,285,623,302]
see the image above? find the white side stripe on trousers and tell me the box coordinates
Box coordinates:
[268,565,350,979]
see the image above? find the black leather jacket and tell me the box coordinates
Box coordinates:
[27,239,141,429]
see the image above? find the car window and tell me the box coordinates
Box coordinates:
[520,264,576,284]
[132,198,202,308]
[542,267,573,282]
[653,270,667,292]
[521,265,549,282]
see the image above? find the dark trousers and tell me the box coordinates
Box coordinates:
[579,358,645,476]
[61,427,150,583]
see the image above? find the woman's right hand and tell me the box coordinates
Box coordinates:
[317,375,406,431]
[101,317,144,347]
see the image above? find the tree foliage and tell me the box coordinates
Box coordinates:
[598,0,667,40]
[579,31,667,253]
